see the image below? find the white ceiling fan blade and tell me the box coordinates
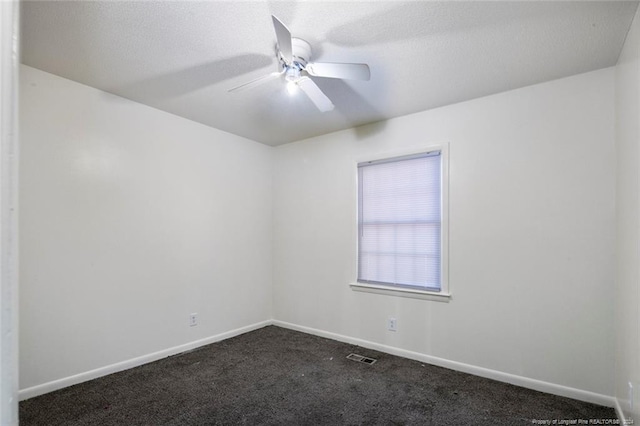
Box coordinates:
[298,77,334,112]
[228,71,282,93]
[306,62,371,81]
[272,15,293,64]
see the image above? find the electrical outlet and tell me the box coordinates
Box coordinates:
[388,317,397,332]
[189,313,198,327]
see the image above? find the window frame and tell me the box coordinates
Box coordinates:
[350,144,450,302]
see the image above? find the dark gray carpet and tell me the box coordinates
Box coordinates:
[20,325,616,425]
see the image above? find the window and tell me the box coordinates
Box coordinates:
[355,147,448,299]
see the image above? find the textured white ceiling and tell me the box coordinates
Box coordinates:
[21,1,638,146]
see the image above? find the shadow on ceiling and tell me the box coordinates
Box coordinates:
[325,2,586,47]
[114,53,274,101]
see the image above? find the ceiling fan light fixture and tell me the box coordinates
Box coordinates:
[285,67,300,95]
[286,80,298,95]
[285,67,300,82]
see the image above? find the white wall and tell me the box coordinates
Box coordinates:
[20,61,619,404]
[273,68,616,398]
[19,65,273,392]
[615,5,640,422]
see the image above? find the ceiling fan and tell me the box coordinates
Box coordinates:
[228,15,371,112]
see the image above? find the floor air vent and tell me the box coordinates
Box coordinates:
[346,353,377,365]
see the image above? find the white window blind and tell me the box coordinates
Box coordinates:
[358,151,442,291]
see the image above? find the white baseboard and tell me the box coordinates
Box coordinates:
[272,320,616,408]
[614,398,632,425]
[19,320,271,401]
[20,318,617,410]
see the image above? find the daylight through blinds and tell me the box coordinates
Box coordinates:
[358,152,441,290]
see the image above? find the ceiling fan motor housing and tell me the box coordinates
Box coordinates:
[279,38,312,71]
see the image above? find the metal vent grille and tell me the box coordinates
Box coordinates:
[346,353,377,365]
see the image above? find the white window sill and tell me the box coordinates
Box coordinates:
[350,282,451,302]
